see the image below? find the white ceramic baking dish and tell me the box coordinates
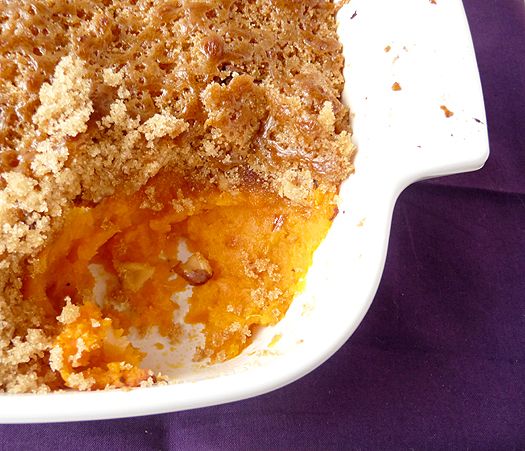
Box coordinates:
[0,0,488,423]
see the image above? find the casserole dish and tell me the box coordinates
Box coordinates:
[0,0,488,423]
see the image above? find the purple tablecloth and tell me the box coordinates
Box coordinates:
[2,1,524,449]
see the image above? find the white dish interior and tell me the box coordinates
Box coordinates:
[0,0,488,423]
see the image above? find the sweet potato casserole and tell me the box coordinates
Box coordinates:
[0,0,355,392]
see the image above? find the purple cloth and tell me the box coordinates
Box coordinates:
[2,0,524,449]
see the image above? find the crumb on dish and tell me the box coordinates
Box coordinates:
[440,105,454,118]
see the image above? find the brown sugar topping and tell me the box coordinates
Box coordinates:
[0,0,355,392]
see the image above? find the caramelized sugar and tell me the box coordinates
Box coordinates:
[0,0,352,194]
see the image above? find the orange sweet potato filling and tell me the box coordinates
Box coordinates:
[52,302,150,390]
[23,171,336,389]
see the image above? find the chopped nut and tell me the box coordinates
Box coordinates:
[118,263,155,292]
[176,252,213,286]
